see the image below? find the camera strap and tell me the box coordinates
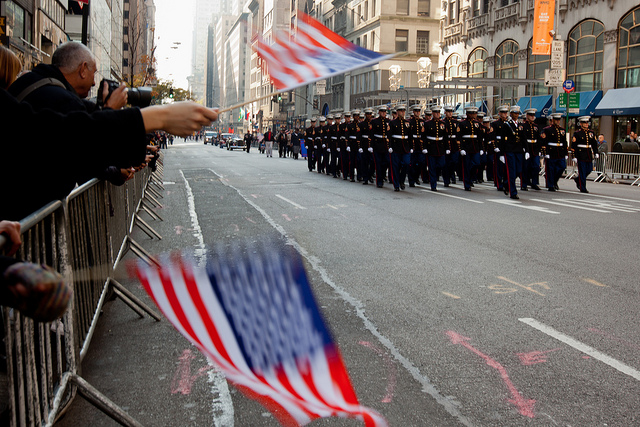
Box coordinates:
[15,78,67,103]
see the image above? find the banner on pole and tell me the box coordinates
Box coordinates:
[532,0,555,55]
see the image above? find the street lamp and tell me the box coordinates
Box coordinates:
[417,57,432,89]
[389,65,402,92]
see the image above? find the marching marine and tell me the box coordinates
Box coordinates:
[305,117,317,172]
[457,106,483,191]
[519,108,542,190]
[370,106,390,188]
[388,104,412,191]
[423,105,449,191]
[541,113,568,191]
[571,116,599,193]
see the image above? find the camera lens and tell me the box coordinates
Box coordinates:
[128,87,153,108]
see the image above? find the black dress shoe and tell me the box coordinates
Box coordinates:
[574,177,580,189]
[377,184,383,188]
[554,185,559,190]
[444,183,450,187]
[431,188,437,192]
[394,188,400,192]
[548,187,556,191]
[465,187,471,191]
[520,187,528,191]
[531,185,541,190]
[470,183,475,187]
[510,194,519,199]
[363,181,369,185]
[350,179,355,182]
[409,183,415,187]
[503,189,508,195]
[400,184,405,190]
[580,189,589,193]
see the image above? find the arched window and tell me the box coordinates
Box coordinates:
[445,53,462,79]
[617,6,640,88]
[527,39,552,95]
[495,40,519,107]
[567,20,604,92]
[468,48,487,103]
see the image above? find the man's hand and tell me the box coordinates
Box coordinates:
[0,221,21,256]
[500,156,505,163]
[525,152,530,160]
[141,102,218,137]
[358,148,363,153]
[446,150,451,155]
[494,148,500,153]
[422,149,428,154]
[120,168,135,182]
[368,147,373,153]
[147,145,159,153]
[460,150,466,156]
[480,150,484,156]
[595,153,599,159]
[102,82,128,110]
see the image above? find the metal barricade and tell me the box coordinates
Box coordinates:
[594,152,640,185]
[1,160,164,427]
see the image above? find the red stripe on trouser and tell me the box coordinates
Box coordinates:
[388,153,396,186]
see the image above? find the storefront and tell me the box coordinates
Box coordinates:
[594,87,640,143]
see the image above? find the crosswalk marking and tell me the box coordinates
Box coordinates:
[420,189,484,204]
[530,199,611,213]
[486,199,560,214]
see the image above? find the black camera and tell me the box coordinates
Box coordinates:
[98,78,153,108]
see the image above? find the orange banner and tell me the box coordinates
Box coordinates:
[532,0,555,55]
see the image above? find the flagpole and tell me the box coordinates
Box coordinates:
[217,90,284,114]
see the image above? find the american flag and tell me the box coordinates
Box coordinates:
[256,12,395,91]
[133,240,387,426]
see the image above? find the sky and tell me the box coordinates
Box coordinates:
[154,0,196,89]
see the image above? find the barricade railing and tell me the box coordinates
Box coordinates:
[595,152,640,185]
[1,154,164,427]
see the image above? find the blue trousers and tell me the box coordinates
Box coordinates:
[428,155,447,189]
[523,155,540,187]
[462,153,480,190]
[504,152,523,196]
[374,152,389,186]
[546,158,566,189]
[358,151,371,182]
[577,160,592,191]
[445,151,459,184]
[391,152,411,189]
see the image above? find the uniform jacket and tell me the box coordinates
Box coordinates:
[444,116,459,151]
[572,128,598,162]
[423,118,449,155]
[388,117,412,153]
[458,119,483,154]
[518,121,541,155]
[370,116,389,153]
[541,125,568,159]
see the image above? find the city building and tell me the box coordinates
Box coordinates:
[123,0,155,87]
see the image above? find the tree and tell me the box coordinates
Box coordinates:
[153,80,193,104]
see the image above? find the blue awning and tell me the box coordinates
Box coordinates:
[555,90,602,117]
[454,100,488,116]
[594,87,640,116]
[516,95,552,118]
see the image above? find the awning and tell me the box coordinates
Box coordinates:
[516,95,552,118]
[454,100,488,116]
[594,87,640,116]
[555,90,602,117]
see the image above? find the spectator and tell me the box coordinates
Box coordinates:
[0,46,22,90]
[264,128,274,157]
[624,131,637,143]
[0,89,218,220]
[291,129,301,160]
[244,130,252,153]
[597,134,608,154]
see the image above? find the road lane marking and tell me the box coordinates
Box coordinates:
[441,292,461,299]
[420,189,484,204]
[275,194,307,209]
[487,199,560,214]
[581,278,608,287]
[212,169,473,426]
[327,204,339,210]
[557,189,640,204]
[180,170,235,424]
[530,199,611,213]
[519,318,640,381]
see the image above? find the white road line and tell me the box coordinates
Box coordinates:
[421,189,484,204]
[212,169,473,427]
[519,318,640,382]
[487,199,560,214]
[180,170,235,425]
[530,199,611,213]
[557,189,640,204]
[275,194,307,209]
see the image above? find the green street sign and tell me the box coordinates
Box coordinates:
[559,93,567,108]
[558,92,580,112]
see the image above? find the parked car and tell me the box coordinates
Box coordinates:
[227,135,245,151]
[204,130,217,145]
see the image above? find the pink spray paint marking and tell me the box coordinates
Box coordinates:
[174,226,184,235]
[282,214,292,222]
[232,224,240,232]
[445,331,536,418]
[516,348,562,366]
[171,349,214,395]
[358,341,397,403]
[588,328,640,351]
[246,217,257,224]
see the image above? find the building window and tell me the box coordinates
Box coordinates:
[5,2,26,41]
[416,31,429,54]
[567,19,604,92]
[364,1,369,21]
[472,0,480,17]
[495,40,519,108]
[527,39,552,95]
[418,0,430,16]
[444,53,462,79]
[468,48,487,103]
[617,6,640,88]
[357,5,362,25]
[395,29,408,52]
[373,0,377,17]
[363,34,368,50]
[397,0,409,16]
[448,0,460,25]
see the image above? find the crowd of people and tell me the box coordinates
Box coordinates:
[295,104,601,197]
[1,43,218,322]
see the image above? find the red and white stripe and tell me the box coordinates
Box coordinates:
[134,256,387,427]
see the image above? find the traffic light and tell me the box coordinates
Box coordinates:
[313,98,318,109]
[277,94,282,102]
[169,88,174,99]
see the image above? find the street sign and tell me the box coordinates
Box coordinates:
[563,79,575,93]
[544,69,565,87]
[551,40,564,69]
[568,92,580,114]
[315,80,326,95]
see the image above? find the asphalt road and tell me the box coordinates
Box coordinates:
[57,138,640,427]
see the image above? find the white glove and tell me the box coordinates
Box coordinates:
[565,156,569,160]
[446,150,451,155]
[480,150,484,156]
[572,158,578,164]
[410,149,414,154]
[322,144,326,148]
[525,152,530,160]
[389,148,393,153]
[422,149,428,154]
[500,156,505,163]
[314,146,317,149]
[346,146,351,152]
[545,155,550,159]
[358,148,363,153]
[368,147,373,153]
[460,150,467,156]
[337,147,340,152]
[595,153,599,159]
[494,148,500,153]
[538,152,542,157]
[327,148,331,153]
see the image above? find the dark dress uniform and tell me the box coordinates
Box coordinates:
[321,121,331,173]
[491,119,507,190]
[388,113,412,191]
[338,118,350,179]
[541,120,568,191]
[519,119,542,190]
[305,124,316,171]
[408,114,425,186]
[444,115,459,185]
[328,119,339,177]
[496,118,523,197]
[370,113,390,188]
[347,118,360,181]
[571,123,598,192]
[315,122,326,173]
[424,114,449,190]
[358,117,373,184]
[482,120,495,182]
[458,115,483,191]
